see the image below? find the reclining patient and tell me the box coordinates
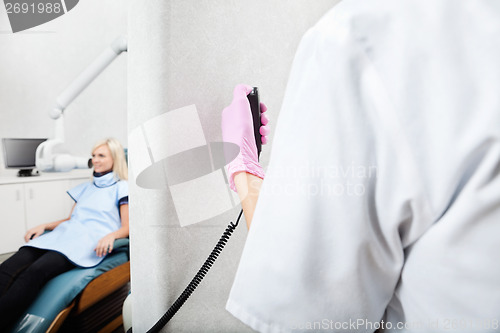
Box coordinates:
[0,138,129,330]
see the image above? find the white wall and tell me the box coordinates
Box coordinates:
[0,0,129,174]
[129,1,340,331]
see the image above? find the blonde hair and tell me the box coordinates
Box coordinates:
[92,138,128,180]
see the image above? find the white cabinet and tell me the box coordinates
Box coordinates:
[0,171,90,254]
[0,184,26,253]
[24,180,76,231]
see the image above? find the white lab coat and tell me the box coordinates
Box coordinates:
[226,0,500,332]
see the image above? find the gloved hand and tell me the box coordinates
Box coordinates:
[222,84,269,192]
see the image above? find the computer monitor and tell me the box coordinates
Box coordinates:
[2,138,47,177]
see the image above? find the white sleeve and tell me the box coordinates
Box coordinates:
[116,180,129,203]
[226,6,434,333]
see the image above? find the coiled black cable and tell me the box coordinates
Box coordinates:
[146,209,244,333]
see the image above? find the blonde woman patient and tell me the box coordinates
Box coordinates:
[0,138,129,330]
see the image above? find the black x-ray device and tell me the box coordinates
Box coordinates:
[146,87,262,333]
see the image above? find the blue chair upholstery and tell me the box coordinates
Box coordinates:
[11,238,129,333]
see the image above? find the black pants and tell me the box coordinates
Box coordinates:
[0,247,75,330]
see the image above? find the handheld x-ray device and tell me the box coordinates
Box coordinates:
[146,87,262,333]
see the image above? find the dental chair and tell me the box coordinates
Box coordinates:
[11,238,130,333]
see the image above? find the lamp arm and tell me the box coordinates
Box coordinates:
[50,35,128,121]
[37,36,127,172]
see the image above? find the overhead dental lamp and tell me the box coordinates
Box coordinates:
[36,36,127,172]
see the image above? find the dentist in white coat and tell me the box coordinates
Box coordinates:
[221,0,500,332]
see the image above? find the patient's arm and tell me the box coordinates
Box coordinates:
[24,203,76,242]
[234,172,263,229]
[95,203,129,257]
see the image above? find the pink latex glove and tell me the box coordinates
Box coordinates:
[222,84,270,192]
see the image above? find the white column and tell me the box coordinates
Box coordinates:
[128,1,340,331]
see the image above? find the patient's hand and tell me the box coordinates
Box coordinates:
[95,233,116,257]
[25,225,46,242]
